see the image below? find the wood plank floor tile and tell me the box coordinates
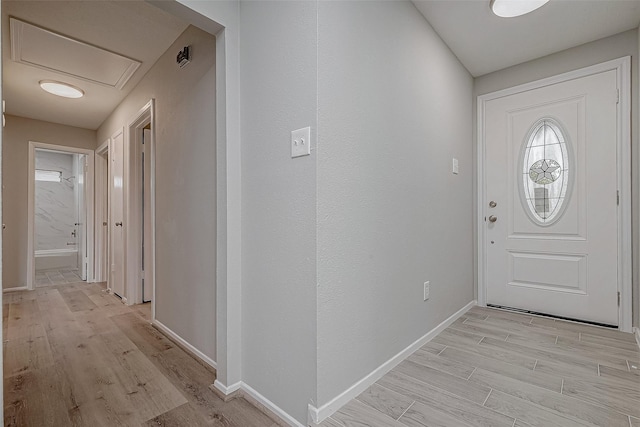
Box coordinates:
[484,389,589,427]
[481,336,606,372]
[531,316,636,343]
[356,383,413,420]
[393,360,491,404]
[468,306,534,324]
[555,335,639,363]
[598,364,640,384]
[450,318,510,341]
[438,346,562,392]
[378,370,514,427]
[479,315,578,341]
[332,399,405,427]
[407,348,475,379]
[469,367,630,427]
[398,400,476,427]
[580,332,640,352]
[318,417,345,427]
[562,376,640,418]
[435,333,538,370]
[420,341,446,355]
[504,334,632,370]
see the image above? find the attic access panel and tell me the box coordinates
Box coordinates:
[10,17,141,90]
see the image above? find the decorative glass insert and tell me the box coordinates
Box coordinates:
[520,118,571,225]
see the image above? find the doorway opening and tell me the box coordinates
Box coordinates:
[27,142,95,290]
[126,100,155,309]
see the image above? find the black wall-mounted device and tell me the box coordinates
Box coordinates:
[177,46,191,68]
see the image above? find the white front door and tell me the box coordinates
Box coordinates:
[484,69,620,326]
[111,131,125,299]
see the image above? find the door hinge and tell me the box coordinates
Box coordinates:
[618,291,621,306]
[616,89,620,104]
[617,190,620,205]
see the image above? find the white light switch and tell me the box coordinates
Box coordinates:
[452,158,459,174]
[291,127,311,158]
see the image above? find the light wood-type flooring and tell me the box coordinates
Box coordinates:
[320,305,640,427]
[3,282,281,426]
[35,268,83,287]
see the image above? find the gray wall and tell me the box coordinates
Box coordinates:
[2,115,95,289]
[239,1,318,422]
[97,25,218,362]
[316,1,474,406]
[474,29,639,327]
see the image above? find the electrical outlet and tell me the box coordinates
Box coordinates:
[424,281,430,301]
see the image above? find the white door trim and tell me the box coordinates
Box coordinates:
[477,56,632,332]
[126,100,156,310]
[27,141,96,290]
[95,139,110,286]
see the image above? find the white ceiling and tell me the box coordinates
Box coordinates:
[2,1,189,130]
[413,0,640,77]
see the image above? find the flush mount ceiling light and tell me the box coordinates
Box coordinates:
[490,0,550,17]
[39,80,84,98]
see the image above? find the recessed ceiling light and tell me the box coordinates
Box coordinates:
[490,0,550,17]
[39,80,84,98]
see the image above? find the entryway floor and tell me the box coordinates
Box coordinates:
[35,268,83,287]
[320,305,640,427]
[3,282,280,426]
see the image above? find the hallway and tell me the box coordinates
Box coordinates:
[3,282,277,426]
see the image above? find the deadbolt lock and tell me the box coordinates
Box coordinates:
[489,201,497,208]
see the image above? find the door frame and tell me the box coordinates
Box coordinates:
[126,100,156,312]
[95,138,110,286]
[476,56,632,332]
[27,141,96,290]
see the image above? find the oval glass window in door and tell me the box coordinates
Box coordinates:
[520,118,571,225]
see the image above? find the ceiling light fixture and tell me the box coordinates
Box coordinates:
[39,80,84,98]
[490,0,550,17]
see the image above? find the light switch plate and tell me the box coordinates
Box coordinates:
[452,158,459,174]
[291,127,311,158]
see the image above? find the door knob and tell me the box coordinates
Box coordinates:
[488,215,498,223]
[115,222,123,227]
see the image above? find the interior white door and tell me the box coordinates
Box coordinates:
[142,128,153,303]
[111,132,125,299]
[484,69,619,326]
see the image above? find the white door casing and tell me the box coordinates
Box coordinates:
[142,128,153,303]
[26,141,95,290]
[111,130,125,299]
[478,58,632,330]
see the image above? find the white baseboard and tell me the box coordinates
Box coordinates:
[3,286,28,293]
[213,379,242,395]
[634,327,640,350]
[152,319,217,369]
[242,382,305,427]
[307,300,477,425]
[212,380,304,427]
